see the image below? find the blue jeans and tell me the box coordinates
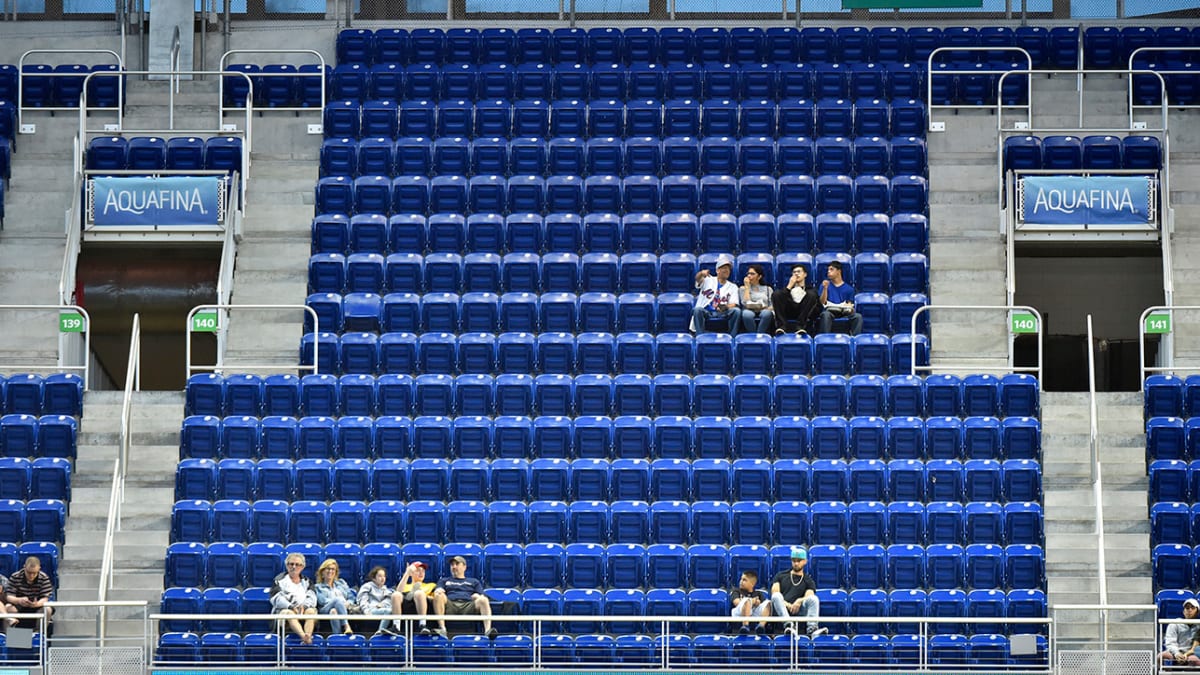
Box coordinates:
[693,306,740,336]
[320,597,349,634]
[770,592,820,633]
[741,308,776,334]
[819,310,864,336]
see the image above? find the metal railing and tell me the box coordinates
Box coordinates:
[60,137,84,305]
[1128,47,1200,111]
[215,188,240,306]
[145,612,1055,671]
[218,49,327,116]
[1138,305,1200,382]
[185,304,320,378]
[926,46,1032,127]
[0,304,91,388]
[98,313,140,645]
[909,304,1044,383]
[1085,315,1108,643]
[16,48,123,130]
[76,69,254,199]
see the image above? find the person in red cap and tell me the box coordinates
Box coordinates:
[392,561,436,636]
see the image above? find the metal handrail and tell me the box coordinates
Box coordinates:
[909,304,1044,383]
[0,304,91,389]
[215,207,238,307]
[60,140,83,305]
[218,49,326,115]
[98,314,140,646]
[926,46,1032,125]
[1128,47,1200,110]
[1085,314,1108,647]
[995,68,1167,133]
[16,48,123,130]
[185,304,320,377]
[146,611,1055,671]
[1138,305,1200,381]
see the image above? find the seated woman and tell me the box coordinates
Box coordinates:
[270,553,317,644]
[314,559,357,636]
[358,566,396,636]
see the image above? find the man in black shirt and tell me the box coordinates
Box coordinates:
[730,570,772,634]
[769,547,827,637]
[431,555,496,639]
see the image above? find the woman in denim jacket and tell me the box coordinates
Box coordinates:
[314,559,357,635]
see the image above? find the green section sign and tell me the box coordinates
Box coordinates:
[1011,312,1038,335]
[58,312,85,333]
[191,311,219,333]
[1145,313,1171,334]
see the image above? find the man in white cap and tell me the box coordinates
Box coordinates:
[769,546,826,637]
[1160,597,1200,666]
[691,254,740,336]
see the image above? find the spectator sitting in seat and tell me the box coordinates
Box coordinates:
[691,254,740,337]
[739,265,775,334]
[358,566,398,636]
[769,547,827,638]
[431,555,496,640]
[270,553,317,644]
[772,265,821,336]
[730,570,772,634]
[1160,597,1200,666]
[392,561,436,636]
[314,558,358,636]
[4,557,53,631]
[818,260,863,336]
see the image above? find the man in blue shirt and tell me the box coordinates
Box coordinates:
[431,555,496,639]
[818,260,863,336]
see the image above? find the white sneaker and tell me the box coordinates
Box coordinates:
[807,626,828,637]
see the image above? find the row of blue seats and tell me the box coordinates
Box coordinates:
[0,499,66,545]
[1150,502,1200,547]
[1144,374,1200,418]
[300,331,931,381]
[0,138,9,181]
[1002,134,1162,173]
[1144,416,1200,463]
[319,135,930,181]
[170,497,1043,548]
[310,61,936,107]
[0,63,123,109]
[179,412,1041,463]
[85,136,243,174]
[0,373,83,417]
[156,630,1049,666]
[0,541,58,583]
[1130,61,1200,106]
[307,252,929,298]
[190,369,1034,421]
[330,25,1089,68]
[313,173,931,219]
[1146,459,1200,505]
[321,98,927,142]
[310,211,931,258]
[1152,543,1200,591]
[0,414,78,459]
[174,455,1044,506]
[0,457,71,501]
[164,539,1044,594]
[187,371,1030,423]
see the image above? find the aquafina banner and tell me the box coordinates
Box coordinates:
[92,175,222,226]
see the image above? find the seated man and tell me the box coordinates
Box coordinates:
[771,265,821,335]
[691,254,740,336]
[392,561,435,636]
[730,570,772,634]
[4,556,53,631]
[270,553,318,644]
[769,547,827,638]
[818,260,863,336]
[431,555,496,639]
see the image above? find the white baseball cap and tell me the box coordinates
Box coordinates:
[716,254,734,269]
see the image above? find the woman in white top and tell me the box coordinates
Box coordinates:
[739,264,775,334]
[358,566,397,636]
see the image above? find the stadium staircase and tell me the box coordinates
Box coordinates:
[56,390,182,640]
